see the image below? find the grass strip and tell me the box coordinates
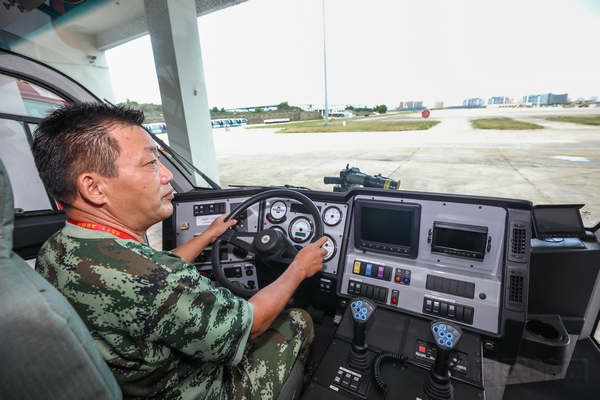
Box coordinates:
[250,119,439,133]
[546,116,600,126]
[471,117,544,130]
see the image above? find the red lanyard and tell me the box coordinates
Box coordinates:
[67,219,140,242]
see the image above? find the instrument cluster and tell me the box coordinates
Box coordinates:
[262,198,348,275]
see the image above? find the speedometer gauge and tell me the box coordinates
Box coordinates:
[289,217,313,243]
[322,206,342,226]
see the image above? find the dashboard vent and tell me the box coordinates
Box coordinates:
[511,227,527,256]
[508,272,524,305]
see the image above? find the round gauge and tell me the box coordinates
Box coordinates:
[322,206,342,226]
[323,235,337,262]
[289,216,313,243]
[270,200,287,220]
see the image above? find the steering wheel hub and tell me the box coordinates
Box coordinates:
[254,229,285,256]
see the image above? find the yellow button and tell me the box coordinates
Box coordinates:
[353,261,361,274]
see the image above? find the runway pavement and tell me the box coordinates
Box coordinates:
[149,106,600,250]
[213,106,600,227]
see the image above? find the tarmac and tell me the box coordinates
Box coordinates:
[149,106,600,250]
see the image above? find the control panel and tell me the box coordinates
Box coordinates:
[340,194,531,336]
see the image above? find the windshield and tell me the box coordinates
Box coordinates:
[2,0,599,226]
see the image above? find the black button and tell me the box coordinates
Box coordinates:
[341,373,352,388]
[379,288,388,303]
[433,301,440,314]
[448,304,456,318]
[372,287,380,301]
[440,302,448,316]
[464,307,473,324]
[350,376,360,391]
[425,299,433,312]
[455,306,464,321]
[357,379,369,396]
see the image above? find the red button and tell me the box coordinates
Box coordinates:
[418,345,426,353]
[391,297,398,304]
[395,275,401,282]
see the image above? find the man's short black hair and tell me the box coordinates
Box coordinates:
[32,102,145,209]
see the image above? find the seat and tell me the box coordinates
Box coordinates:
[0,158,122,399]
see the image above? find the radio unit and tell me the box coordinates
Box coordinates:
[430,222,489,261]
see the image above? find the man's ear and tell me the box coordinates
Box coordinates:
[76,172,108,206]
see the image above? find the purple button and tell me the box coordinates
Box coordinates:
[377,266,385,279]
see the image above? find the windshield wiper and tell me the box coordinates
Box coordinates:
[148,130,221,190]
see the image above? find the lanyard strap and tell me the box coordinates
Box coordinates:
[67,219,140,242]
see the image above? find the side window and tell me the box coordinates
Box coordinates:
[0,74,67,117]
[0,119,52,212]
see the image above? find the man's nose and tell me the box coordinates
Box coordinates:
[159,160,173,184]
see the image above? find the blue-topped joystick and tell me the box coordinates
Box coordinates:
[347,298,377,371]
[422,320,464,400]
[431,322,462,351]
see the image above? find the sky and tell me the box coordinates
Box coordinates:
[106,0,600,109]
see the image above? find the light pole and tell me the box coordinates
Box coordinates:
[322,0,329,126]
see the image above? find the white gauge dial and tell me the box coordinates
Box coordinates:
[270,200,287,219]
[289,217,313,243]
[322,206,342,226]
[323,235,337,261]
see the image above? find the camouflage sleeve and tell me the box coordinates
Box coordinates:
[143,251,254,366]
[36,228,253,368]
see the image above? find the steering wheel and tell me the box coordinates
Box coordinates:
[211,189,324,298]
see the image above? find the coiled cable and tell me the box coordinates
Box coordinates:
[372,351,409,399]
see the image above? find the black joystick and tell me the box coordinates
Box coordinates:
[422,320,463,400]
[347,298,377,371]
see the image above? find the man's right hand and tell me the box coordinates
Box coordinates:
[289,236,329,279]
[248,235,329,339]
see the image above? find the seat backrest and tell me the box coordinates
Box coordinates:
[0,158,121,399]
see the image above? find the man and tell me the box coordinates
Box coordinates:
[32,102,328,399]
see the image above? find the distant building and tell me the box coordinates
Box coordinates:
[397,101,425,110]
[463,98,485,107]
[297,103,363,115]
[488,96,512,105]
[431,101,444,109]
[521,93,568,106]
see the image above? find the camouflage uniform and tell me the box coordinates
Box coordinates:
[36,222,313,400]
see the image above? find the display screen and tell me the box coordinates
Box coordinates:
[431,222,488,260]
[354,200,421,258]
[361,207,413,246]
[532,204,586,239]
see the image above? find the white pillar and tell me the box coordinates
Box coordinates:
[144,0,219,187]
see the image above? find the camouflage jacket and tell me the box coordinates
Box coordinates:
[36,222,254,399]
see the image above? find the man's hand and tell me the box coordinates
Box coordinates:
[248,235,329,339]
[171,214,236,262]
[289,236,329,279]
[204,214,237,243]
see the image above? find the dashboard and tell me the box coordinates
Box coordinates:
[164,186,532,354]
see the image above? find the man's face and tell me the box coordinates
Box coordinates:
[104,125,174,231]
